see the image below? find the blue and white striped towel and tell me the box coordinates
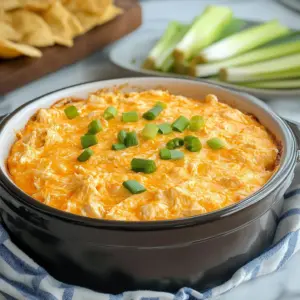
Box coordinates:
[1,165,300,300]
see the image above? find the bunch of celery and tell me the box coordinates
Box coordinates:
[143,4,300,89]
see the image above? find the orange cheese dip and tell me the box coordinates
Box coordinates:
[7,89,279,221]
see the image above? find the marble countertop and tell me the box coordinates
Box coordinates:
[0,1,300,299]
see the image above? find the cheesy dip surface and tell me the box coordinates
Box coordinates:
[7,89,279,221]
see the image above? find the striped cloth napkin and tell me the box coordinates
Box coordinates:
[1,164,300,300]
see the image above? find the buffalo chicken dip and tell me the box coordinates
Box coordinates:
[7,89,279,221]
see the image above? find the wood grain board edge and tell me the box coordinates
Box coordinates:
[0,0,142,95]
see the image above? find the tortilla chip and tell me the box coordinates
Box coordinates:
[0,21,22,41]
[75,5,123,33]
[42,1,84,47]
[0,0,22,11]
[0,38,42,58]
[65,0,111,15]
[0,9,12,22]
[10,9,55,47]
[20,0,54,12]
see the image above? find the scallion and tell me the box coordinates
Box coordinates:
[118,130,127,143]
[131,158,157,174]
[88,120,102,134]
[142,124,159,139]
[190,116,205,131]
[81,134,98,149]
[103,106,117,120]
[158,123,173,135]
[160,148,184,160]
[166,138,184,150]
[122,111,139,122]
[124,131,138,147]
[143,105,164,120]
[123,180,146,194]
[184,136,202,152]
[172,116,190,132]
[112,143,126,151]
[64,105,79,119]
[207,137,225,150]
[77,148,93,162]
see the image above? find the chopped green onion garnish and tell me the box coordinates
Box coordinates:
[156,101,167,109]
[160,148,184,160]
[88,120,102,134]
[118,130,127,143]
[142,124,159,139]
[166,138,184,150]
[184,135,195,144]
[124,131,138,147]
[122,111,138,122]
[184,136,202,152]
[131,158,157,174]
[81,134,98,148]
[207,137,225,150]
[143,105,163,120]
[172,116,190,132]
[112,143,126,151]
[123,180,146,194]
[158,123,172,135]
[170,150,184,160]
[77,148,93,162]
[190,116,205,131]
[159,148,171,160]
[64,105,79,119]
[103,106,118,120]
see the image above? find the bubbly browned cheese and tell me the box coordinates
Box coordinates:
[7,89,279,221]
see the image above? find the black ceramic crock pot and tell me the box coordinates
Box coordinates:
[0,78,299,293]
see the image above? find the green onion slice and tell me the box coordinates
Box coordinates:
[172,116,190,132]
[131,158,157,174]
[184,136,202,152]
[160,148,184,160]
[81,134,98,149]
[143,105,164,120]
[77,148,93,162]
[112,143,126,151]
[123,180,146,194]
[122,111,139,122]
[124,131,139,147]
[142,124,159,139]
[166,138,184,150]
[64,105,79,119]
[103,106,118,120]
[190,116,205,131]
[207,137,225,150]
[158,123,172,135]
[88,120,103,134]
[118,130,127,143]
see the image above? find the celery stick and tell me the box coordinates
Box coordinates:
[143,21,182,70]
[220,53,300,82]
[216,18,248,41]
[190,40,300,77]
[157,24,190,72]
[197,20,291,63]
[238,79,300,89]
[173,5,233,61]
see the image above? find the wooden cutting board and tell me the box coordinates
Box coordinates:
[0,0,142,95]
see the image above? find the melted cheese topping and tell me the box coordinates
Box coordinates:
[7,90,279,221]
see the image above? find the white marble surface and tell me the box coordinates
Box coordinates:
[0,1,300,299]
